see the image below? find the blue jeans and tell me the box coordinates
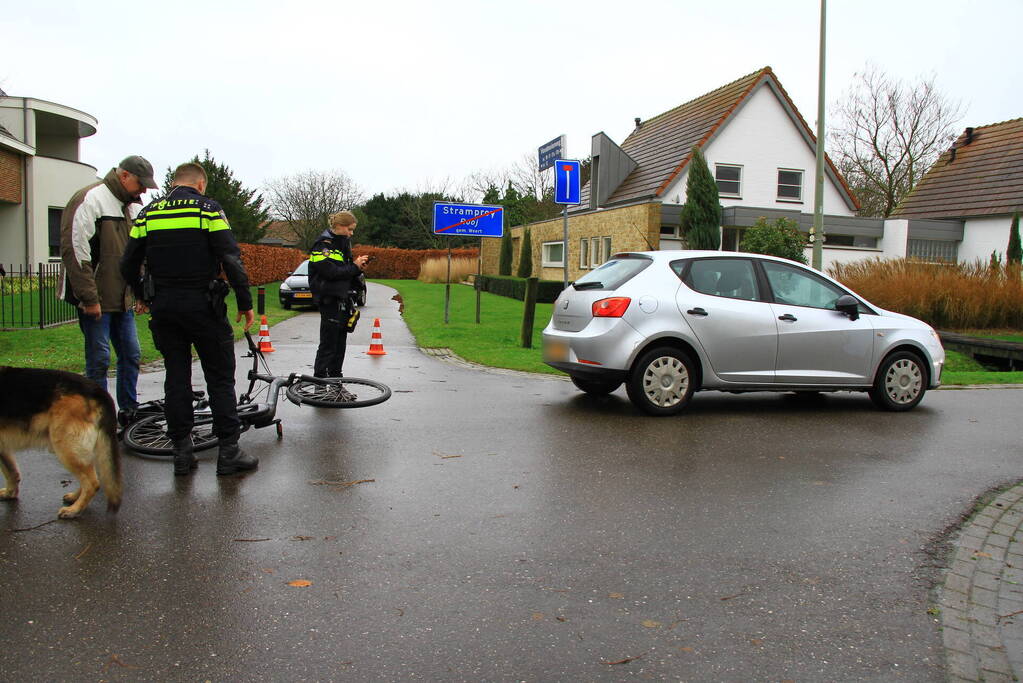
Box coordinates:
[78,310,141,411]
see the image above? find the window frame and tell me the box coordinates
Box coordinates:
[777,168,804,202]
[714,163,743,198]
[541,241,565,268]
[579,238,589,269]
[48,207,63,259]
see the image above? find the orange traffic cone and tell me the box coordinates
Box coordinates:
[367,317,387,356]
[257,314,276,353]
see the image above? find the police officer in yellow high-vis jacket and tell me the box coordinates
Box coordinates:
[120,162,258,478]
[309,211,369,384]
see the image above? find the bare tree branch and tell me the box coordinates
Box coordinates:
[263,170,364,251]
[828,64,963,217]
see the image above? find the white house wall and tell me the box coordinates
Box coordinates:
[958,216,1012,264]
[28,156,98,263]
[877,219,909,261]
[660,85,854,217]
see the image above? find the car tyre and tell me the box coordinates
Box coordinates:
[356,291,367,307]
[869,351,927,411]
[571,376,622,396]
[626,347,696,416]
[282,300,292,310]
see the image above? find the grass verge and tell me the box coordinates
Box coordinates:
[0,283,299,372]
[376,279,559,375]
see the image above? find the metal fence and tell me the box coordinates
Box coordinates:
[0,262,78,330]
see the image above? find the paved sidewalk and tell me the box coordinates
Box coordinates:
[940,482,1023,682]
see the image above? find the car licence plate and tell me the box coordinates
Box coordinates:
[543,338,569,362]
[294,292,312,299]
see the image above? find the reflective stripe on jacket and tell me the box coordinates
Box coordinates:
[309,229,360,300]
[120,185,252,311]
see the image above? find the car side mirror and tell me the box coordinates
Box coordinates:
[835,294,860,321]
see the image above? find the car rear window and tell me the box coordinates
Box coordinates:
[572,255,651,291]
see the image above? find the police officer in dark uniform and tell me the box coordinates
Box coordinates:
[309,211,369,383]
[120,162,258,477]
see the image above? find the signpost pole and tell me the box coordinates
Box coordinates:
[444,246,451,324]
[476,237,482,324]
[562,206,569,290]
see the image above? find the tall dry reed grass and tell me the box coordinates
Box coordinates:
[418,256,479,284]
[828,258,1023,329]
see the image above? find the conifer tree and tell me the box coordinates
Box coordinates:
[1008,211,1022,265]
[499,229,513,275]
[517,227,533,277]
[680,146,721,250]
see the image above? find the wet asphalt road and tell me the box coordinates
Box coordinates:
[1,282,1021,682]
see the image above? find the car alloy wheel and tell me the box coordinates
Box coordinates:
[869,351,926,411]
[626,347,696,416]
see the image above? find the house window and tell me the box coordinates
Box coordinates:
[589,237,600,268]
[579,238,589,268]
[907,239,958,263]
[715,164,742,197]
[777,169,803,201]
[542,241,565,267]
[48,208,63,259]
[602,236,612,263]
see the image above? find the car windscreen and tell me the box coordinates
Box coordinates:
[293,260,309,276]
[572,255,652,291]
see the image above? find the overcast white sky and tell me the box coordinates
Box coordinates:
[3,0,1021,202]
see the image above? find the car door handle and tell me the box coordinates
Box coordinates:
[687,307,708,316]
[778,313,798,322]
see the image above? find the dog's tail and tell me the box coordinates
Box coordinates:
[93,392,122,512]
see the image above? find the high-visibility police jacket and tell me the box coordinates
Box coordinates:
[309,229,360,301]
[120,185,252,312]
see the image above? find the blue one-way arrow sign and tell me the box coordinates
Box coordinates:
[554,159,581,205]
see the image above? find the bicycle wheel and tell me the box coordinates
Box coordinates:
[122,413,219,457]
[286,377,391,408]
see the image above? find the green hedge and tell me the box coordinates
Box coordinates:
[476,275,564,303]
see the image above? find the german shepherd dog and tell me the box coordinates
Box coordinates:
[0,366,121,518]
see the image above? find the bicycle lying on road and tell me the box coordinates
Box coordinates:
[122,331,391,458]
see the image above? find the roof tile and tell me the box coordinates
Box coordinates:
[892,118,1023,218]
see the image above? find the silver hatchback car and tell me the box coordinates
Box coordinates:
[542,251,944,416]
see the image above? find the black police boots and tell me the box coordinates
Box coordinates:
[216,436,258,476]
[172,437,197,476]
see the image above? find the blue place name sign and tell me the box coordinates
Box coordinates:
[432,202,505,238]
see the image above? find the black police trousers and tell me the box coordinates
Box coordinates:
[149,304,240,442]
[313,295,349,378]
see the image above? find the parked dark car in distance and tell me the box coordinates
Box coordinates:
[279,259,366,310]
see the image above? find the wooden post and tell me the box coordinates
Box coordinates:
[520,277,538,348]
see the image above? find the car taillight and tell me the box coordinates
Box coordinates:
[592,297,631,318]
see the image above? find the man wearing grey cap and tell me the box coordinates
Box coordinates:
[59,155,158,423]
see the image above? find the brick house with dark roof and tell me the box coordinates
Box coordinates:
[891,118,1023,263]
[483,67,882,280]
[257,220,301,248]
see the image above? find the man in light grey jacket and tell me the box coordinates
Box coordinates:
[60,155,157,422]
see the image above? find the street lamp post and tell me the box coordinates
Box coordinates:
[812,0,827,270]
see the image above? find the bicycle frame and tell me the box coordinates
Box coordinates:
[122,330,391,457]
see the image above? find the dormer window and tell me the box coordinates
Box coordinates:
[715,164,742,197]
[777,169,803,202]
